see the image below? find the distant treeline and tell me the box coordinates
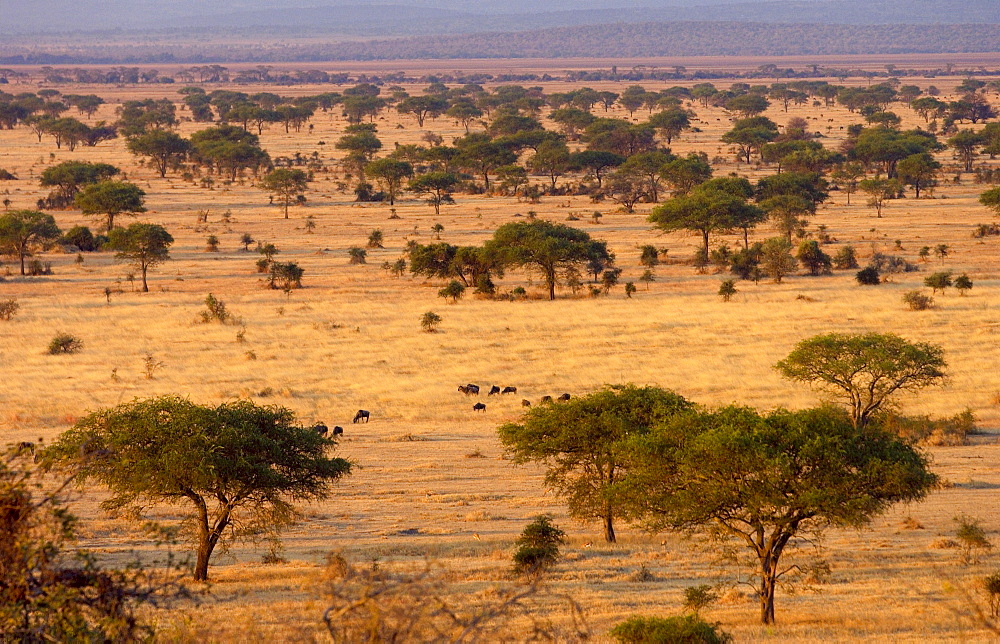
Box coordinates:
[3,22,1000,65]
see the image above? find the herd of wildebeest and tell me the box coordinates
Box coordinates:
[312,384,570,433]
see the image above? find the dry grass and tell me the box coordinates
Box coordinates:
[2,68,1000,640]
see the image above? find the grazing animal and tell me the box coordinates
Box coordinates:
[353,409,370,423]
[16,441,35,455]
[465,383,480,395]
[488,385,501,396]
[502,386,517,394]
[312,423,329,437]
[332,426,344,436]
[521,399,531,407]
[558,393,571,402]
[540,395,553,404]
[473,402,487,412]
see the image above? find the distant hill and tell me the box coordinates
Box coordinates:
[3,21,1000,64]
[4,0,1000,35]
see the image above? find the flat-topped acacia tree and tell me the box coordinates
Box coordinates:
[484,220,610,300]
[44,397,351,581]
[626,405,936,625]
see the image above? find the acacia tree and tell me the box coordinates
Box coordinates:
[408,172,458,214]
[626,405,936,625]
[0,209,61,275]
[498,385,691,543]
[366,158,413,206]
[259,169,309,219]
[484,220,610,300]
[44,396,351,582]
[126,130,191,178]
[775,332,947,427]
[74,180,146,231]
[106,223,173,292]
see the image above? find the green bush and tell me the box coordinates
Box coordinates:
[0,298,19,321]
[512,515,565,575]
[47,333,83,355]
[60,225,98,252]
[609,615,732,644]
[902,290,933,311]
[924,271,952,294]
[856,266,880,285]
[718,279,737,302]
[984,571,1000,617]
[420,311,441,332]
[438,280,466,303]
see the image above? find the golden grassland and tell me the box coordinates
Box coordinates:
[3,72,1000,640]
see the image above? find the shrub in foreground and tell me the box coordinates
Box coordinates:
[47,333,82,354]
[610,615,732,644]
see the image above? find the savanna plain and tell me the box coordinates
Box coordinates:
[3,64,1000,641]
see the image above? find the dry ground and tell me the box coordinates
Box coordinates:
[3,69,1000,641]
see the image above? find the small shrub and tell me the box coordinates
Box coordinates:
[205,235,220,252]
[255,257,270,273]
[856,266,880,285]
[61,225,97,252]
[624,282,636,298]
[47,333,83,355]
[268,262,304,290]
[878,409,977,446]
[902,290,934,310]
[956,515,992,565]
[955,273,973,295]
[27,260,52,276]
[420,311,441,332]
[142,353,164,380]
[0,298,18,321]
[639,245,660,268]
[683,585,719,614]
[348,247,367,264]
[718,279,737,302]
[199,293,235,324]
[609,615,732,644]
[438,280,466,303]
[924,271,952,294]
[512,515,565,576]
[796,240,832,275]
[984,571,1000,617]
[367,229,384,248]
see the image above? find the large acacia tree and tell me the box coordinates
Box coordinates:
[44,397,351,581]
[775,332,946,427]
[484,220,610,300]
[499,385,691,543]
[626,405,936,625]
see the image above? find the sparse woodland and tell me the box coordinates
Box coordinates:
[5,62,1000,640]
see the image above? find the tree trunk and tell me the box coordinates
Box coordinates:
[547,269,556,300]
[604,514,616,543]
[759,557,777,624]
[19,252,26,276]
[702,230,710,258]
[141,265,149,292]
[284,195,289,219]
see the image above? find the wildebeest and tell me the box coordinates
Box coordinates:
[332,426,344,436]
[521,399,531,407]
[473,402,487,412]
[312,423,329,437]
[459,384,480,395]
[502,386,517,395]
[15,441,35,456]
[488,385,501,396]
[540,395,553,404]
[558,393,571,402]
[353,409,370,423]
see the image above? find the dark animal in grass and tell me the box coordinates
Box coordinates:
[459,384,480,395]
[488,385,501,396]
[312,423,328,436]
[558,393,571,402]
[332,426,344,436]
[353,409,370,423]
[502,386,517,394]
[473,402,487,412]
[540,395,553,404]
[521,399,531,407]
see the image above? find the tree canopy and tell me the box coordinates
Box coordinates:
[625,405,936,624]
[74,180,146,231]
[499,385,692,543]
[484,220,610,300]
[106,223,173,292]
[775,332,947,427]
[44,396,351,581]
[0,209,61,275]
